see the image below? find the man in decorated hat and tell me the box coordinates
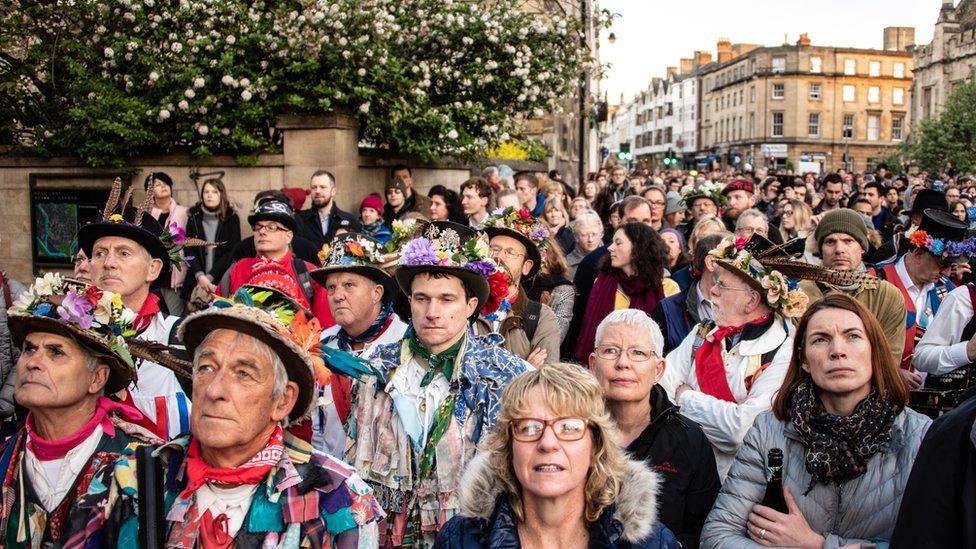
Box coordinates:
[219,199,335,328]
[677,180,725,240]
[347,221,529,546]
[661,235,807,478]
[79,178,200,439]
[310,233,407,455]
[872,188,949,264]
[163,288,383,546]
[874,208,972,387]
[475,207,560,366]
[2,274,174,545]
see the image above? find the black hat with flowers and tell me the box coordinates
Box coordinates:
[310,233,397,303]
[247,199,298,233]
[482,207,550,277]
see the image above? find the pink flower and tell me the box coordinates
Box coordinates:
[168,222,186,244]
[733,236,748,250]
[57,289,94,329]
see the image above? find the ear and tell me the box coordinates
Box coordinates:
[371,283,385,305]
[465,296,480,318]
[146,258,164,283]
[271,381,300,423]
[587,352,596,371]
[652,357,667,383]
[521,259,535,277]
[88,362,111,395]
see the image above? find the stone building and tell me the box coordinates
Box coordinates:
[912,0,976,130]
[698,31,914,173]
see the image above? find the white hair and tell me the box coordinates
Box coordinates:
[571,211,603,235]
[735,208,769,231]
[193,331,289,401]
[594,309,665,358]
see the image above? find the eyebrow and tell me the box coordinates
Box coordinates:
[808,327,863,337]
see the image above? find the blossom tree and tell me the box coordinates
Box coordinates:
[0,0,588,166]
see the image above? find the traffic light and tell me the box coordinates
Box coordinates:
[662,148,678,167]
[616,143,632,162]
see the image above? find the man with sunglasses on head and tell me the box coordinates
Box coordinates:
[219,199,334,328]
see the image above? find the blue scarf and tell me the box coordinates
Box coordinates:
[335,301,395,351]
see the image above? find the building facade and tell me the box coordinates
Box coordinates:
[698,31,914,173]
[912,0,976,131]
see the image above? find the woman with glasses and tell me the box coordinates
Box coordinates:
[434,362,679,549]
[701,293,930,549]
[778,199,814,243]
[566,211,604,279]
[589,310,720,547]
[574,222,675,362]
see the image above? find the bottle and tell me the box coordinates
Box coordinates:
[760,448,788,513]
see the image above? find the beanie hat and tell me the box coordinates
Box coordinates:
[665,191,685,215]
[385,177,408,195]
[360,193,384,213]
[815,208,869,251]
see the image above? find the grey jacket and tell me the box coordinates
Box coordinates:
[0,276,26,419]
[701,409,931,549]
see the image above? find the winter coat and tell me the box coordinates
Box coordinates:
[701,408,931,549]
[433,452,680,549]
[627,385,721,548]
[294,204,360,250]
[180,204,242,301]
[891,393,976,548]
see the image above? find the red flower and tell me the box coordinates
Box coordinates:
[517,208,532,220]
[85,285,103,306]
[482,270,510,314]
[909,230,929,248]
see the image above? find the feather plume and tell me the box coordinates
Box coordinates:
[128,339,193,379]
[761,258,867,287]
[135,180,156,225]
[101,177,123,220]
[119,185,134,213]
[182,238,220,248]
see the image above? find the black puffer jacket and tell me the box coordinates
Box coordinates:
[626,385,721,548]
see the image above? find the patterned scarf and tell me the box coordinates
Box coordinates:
[336,301,395,351]
[789,378,900,493]
[179,425,284,499]
[406,326,465,387]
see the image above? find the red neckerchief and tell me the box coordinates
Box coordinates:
[133,292,161,332]
[179,425,284,500]
[694,314,773,403]
[25,397,143,460]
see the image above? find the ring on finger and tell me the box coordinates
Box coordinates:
[760,528,767,540]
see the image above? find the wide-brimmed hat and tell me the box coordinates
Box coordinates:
[482,207,550,278]
[394,221,507,317]
[179,286,330,423]
[247,200,298,233]
[680,181,726,208]
[310,233,397,303]
[7,273,190,394]
[905,208,976,261]
[709,234,809,319]
[906,189,948,214]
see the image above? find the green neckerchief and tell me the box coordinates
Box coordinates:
[406,326,465,387]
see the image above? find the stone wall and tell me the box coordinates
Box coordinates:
[0,114,544,283]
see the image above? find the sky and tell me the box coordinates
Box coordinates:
[599,0,943,103]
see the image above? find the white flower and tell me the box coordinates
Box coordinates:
[220,128,230,136]
[226,35,236,45]
[104,47,114,58]
[148,71,159,82]
[184,88,195,99]
[240,78,250,87]
[357,68,366,77]
[447,129,459,139]
[119,307,137,325]
[197,125,209,135]
[359,102,370,113]
[34,272,62,296]
[193,77,205,88]
[171,42,183,53]
[158,108,171,120]
[178,100,189,110]
[241,89,252,101]
[221,74,234,86]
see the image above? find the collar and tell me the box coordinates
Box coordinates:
[895,255,934,294]
[316,203,335,219]
[708,315,789,356]
[133,292,161,332]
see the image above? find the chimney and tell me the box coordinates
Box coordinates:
[666,66,678,78]
[716,38,732,63]
[883,26,916,51]
[680,58,694,74]
[796,33,811,47]
[694,50,713,67]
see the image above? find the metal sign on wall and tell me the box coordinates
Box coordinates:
[29,174,117,268]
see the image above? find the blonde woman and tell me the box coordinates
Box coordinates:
[687,214,727,254]
[779,199,814,242]
[543,199,575,254]
[435,363,679,549]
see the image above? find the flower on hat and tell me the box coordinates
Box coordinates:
[680,181,726,207]
[905,226,976,260]
[485,207,551,247]
[709,235,807,317]
[386,219,419,253]
[321,236,384,268]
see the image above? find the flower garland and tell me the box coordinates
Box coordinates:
[10,273,138,367]
[318,235,385,267]
[680,180,726,207]
[483,206,551,261]
[385,219,419,253]
[709,235,809,319]
[105,213,189,270]
[906,227,976,259]
[399,224,509,314]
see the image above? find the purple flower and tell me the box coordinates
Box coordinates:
[466,259,497,277]
[57,289,94,329]
[530,226,550,241]
[168,222,186,244]
[401,238,439,266]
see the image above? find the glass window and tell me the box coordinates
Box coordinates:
[750,85,756,103]
[772,112,784,137]
[843,114,855,139]
[867,115,880,141]
[892,116,904,141]
[868,86,880,103]
[772,83,785,99]
[843,85,856,102]
[808,112,820,137]
[749,113,755,138]
[772,57,786,73]
[869,61,881,77]
[894,62,905,79]
[893,88,905,105]
[809,83,821,100]
[810,56,822,73]
[844,59,857,75]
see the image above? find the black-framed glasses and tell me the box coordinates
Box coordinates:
[251,223,289,234]
[594,345,655,362]
[510,417,590,442]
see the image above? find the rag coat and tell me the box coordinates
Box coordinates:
[701,409,931,549]
[433,452,679,549]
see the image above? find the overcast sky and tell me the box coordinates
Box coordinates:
[599,0,944,103]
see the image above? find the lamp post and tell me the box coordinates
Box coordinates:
[577,0,589,191]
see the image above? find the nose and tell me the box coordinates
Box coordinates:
[828,338,849,360]
[200,369,230,402]
[535,424,561,452]
[101,251,119,270]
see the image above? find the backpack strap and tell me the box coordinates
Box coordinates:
[523,299,542,343]
[291,256,315,307]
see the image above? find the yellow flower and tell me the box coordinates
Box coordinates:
[108,214,123,222]
[111,293,123,308]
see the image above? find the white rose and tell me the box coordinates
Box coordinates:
[148,71,159,82]
[226,35,236,44]
[104,47,114,58]
[184,88,195,99]
[220,128,230,136]
[447,129,459,139]
[357,68,366,77]
[359,102,370,113]
[158,108,171,120]
[178,100,189,110]
[221,74,234,86]
[240,78,250,87]
[241,89,252,101]
[171,42,183,53]
[198,125,209,135]
[193,77,205,88]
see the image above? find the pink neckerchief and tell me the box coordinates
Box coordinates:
[25,397,144,461]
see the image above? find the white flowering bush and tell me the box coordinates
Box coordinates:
[0,0,587,166]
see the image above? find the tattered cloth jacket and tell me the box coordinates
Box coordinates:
[0,418,156,548]
[347,329,529,547]
[161,432,383,548]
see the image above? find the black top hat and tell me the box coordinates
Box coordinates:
[918,208,968,242]
[247,200,298,233]
[908,189,948,214]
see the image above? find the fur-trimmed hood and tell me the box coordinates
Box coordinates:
[457,451,663,543]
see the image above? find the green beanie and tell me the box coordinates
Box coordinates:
[815,208,869,251]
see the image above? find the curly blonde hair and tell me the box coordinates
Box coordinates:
[479,362,628,524]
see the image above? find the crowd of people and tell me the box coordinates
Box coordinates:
[0,161,975,547]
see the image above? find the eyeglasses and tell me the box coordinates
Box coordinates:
[782,209,794,216]
[510,417,590,442]
[648,200,666,208]
[595,345,656,362]
[713,278,752,293]
[252,223,289,234]
[71,253,88,265]
[490,245,525,259]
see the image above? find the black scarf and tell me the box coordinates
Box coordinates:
[335,301,395,351]
[789,378,900,493]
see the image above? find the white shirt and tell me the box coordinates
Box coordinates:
[915,284,974,375]
[895,256,934,322]
[25,425,104,511]
[388,357,451,452]
[195,483,259,538]
[128,312,192,439]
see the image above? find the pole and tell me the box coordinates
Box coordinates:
[578,0,587,189]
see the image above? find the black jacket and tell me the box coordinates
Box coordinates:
[294,204,360,250]
[626,385,721,549]
[891,393,976,549]
[180,204,242,300]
